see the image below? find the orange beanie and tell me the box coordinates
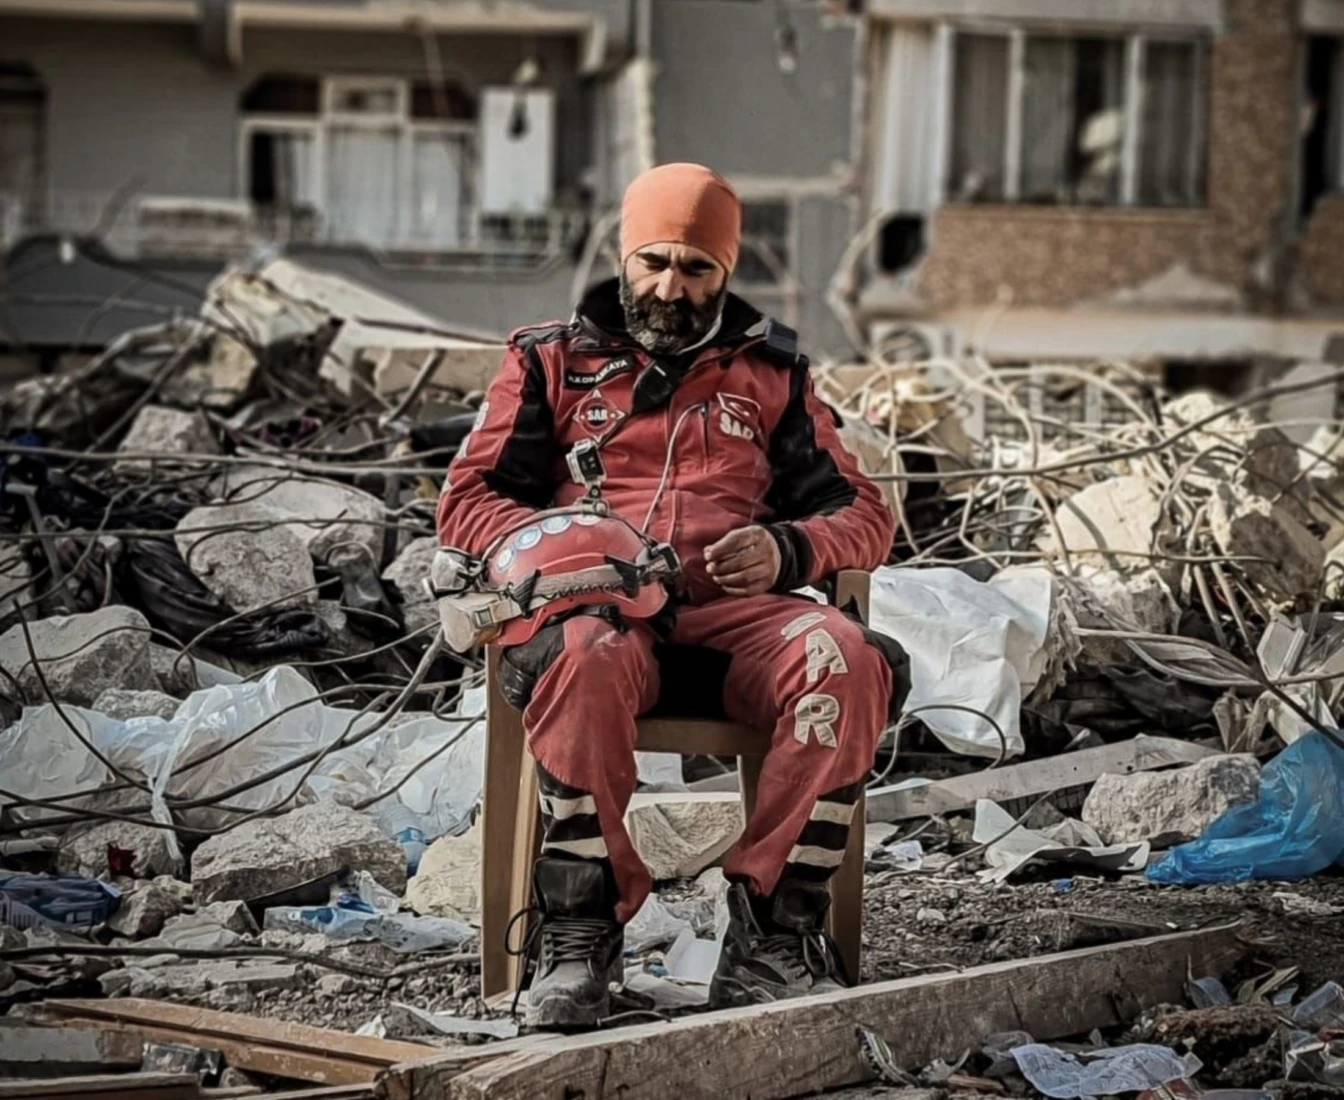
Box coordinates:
[620,163,742,275]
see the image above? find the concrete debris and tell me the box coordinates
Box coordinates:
[191,798,407,905]
[199,898,261,936]
[56,819,184,879]
[0,604,157,707]
[1082,754,1262,848]
[114,405,220,472]
[1060,567,1180,666]
[91,687,181,722]
[149,642,242,696]
[626,792,744,881]
[1208,483,1324,601]
[105,879,185,939]
[176,499,319,613]
[382,535,440,635]
[1043,476,1166,570]
[158,331,258,410]
[211,464,386,566]
[405,819,481,922]
[143,910,247,952]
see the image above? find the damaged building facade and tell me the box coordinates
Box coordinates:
[0,0,859,363]
[855,0,1344,398]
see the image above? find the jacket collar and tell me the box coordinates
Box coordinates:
[572,278,764,358]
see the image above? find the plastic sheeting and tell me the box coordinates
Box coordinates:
[1147,731,1344,885]
[868,565,1053,759]
[0,667,485,844]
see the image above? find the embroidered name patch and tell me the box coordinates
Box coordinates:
[564,357,634,390]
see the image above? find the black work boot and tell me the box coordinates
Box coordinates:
[708,877,846,1009]
[524,857,624,1030]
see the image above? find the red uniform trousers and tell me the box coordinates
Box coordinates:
[520,594,891,923]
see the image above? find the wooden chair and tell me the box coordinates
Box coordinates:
[478,570,873,999]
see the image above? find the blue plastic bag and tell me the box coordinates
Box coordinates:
[1148,731,1344,885]
[0,873,121,932]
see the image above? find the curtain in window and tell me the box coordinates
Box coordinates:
[948,34,1008,202]
[1021,37,1124,204]
[326,126,398,245]
[1139,41,1201,206]
[411,132,467,248]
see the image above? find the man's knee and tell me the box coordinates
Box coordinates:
[782,614,895,757]
[501,612,648,711]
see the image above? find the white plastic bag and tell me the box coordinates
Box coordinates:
[868,566,1052,759]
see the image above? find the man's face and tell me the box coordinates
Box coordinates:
[620,242,729,355]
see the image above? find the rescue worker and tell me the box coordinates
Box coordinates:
[436,162,908,1028]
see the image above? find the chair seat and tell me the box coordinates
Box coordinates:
[635,717,769,755]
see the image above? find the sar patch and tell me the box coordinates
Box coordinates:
[716,392,763,442]
[573,388,625,438]
[564,357,634,390]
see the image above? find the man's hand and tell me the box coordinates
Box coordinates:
[704,526,781,597]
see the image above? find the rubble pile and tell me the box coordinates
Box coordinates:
[4,264,1344,1098]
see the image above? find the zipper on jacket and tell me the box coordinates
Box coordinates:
[700,401,711,461]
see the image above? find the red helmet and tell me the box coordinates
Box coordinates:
[484,508,678,645]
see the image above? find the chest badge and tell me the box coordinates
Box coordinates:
[574,388,625,438]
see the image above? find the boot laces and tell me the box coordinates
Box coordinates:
[756,928,834,983]
[544,916,617,964]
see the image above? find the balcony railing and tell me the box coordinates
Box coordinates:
[0,190,587,271]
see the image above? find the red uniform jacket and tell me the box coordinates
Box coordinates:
[436,279,894,605]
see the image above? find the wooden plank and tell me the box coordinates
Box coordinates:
[0,1073,200,1100]
[37,1002,432,1088]
[867,735,1220,823]
[377,1036,567,1100]
[421,923,1244,1100]
[635,719,764,755]
[481,646,529,999]
[0,1025,143,1072]
[38,1002,431,1068]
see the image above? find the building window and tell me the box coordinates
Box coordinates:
[0,63,46,235]
[1301,36,1344,222]
[735,199,793,287]
[945,30,1208,209]
[240,74,477,250]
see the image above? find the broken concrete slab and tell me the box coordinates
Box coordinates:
[382,536,438,635]
[0,544,31,619]
[191,799,406,906]
[114,405,219,472]
[1043,476,1166,571]
[210,464,386,567]
[91,687,181,722]
[1062,567,1180,666]
[56,819,183,880]
[159,332,258,411]
[1208,484,1324,601]
[176,500,318,614]
[149,643,242,696]
[0,605,157,707]
[1081,753,1261,848]
[199,899,260,937]
[105,879,185,939]
[0,1024,143,1073]
[405,820,480,922]
[143,911,245,952]
[626,793,744,881]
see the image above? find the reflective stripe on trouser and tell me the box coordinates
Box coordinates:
[521,595,891,923]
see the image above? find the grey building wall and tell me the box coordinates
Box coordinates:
[1,3,863,358]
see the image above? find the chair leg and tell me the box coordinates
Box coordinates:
[480,648,527,1000]
[828,789,865,985]
[504,749,542,995]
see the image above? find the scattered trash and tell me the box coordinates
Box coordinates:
[0,873,121,932]
[1294,981,1344,1030]
[973,799,1150,882]
[385,1002,519,1040]
[662,927,721,985]
[1148,732,1344,885]
[261,904,472,953]
[1188,976,1233,1008]
[1009,1043,1203,1099]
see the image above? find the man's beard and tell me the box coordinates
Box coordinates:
[619,273,726,356]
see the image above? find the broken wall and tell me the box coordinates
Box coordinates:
[916,0,1303,312]
[1300,194,1344,306]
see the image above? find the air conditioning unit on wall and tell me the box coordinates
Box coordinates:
[868,321,986,442]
